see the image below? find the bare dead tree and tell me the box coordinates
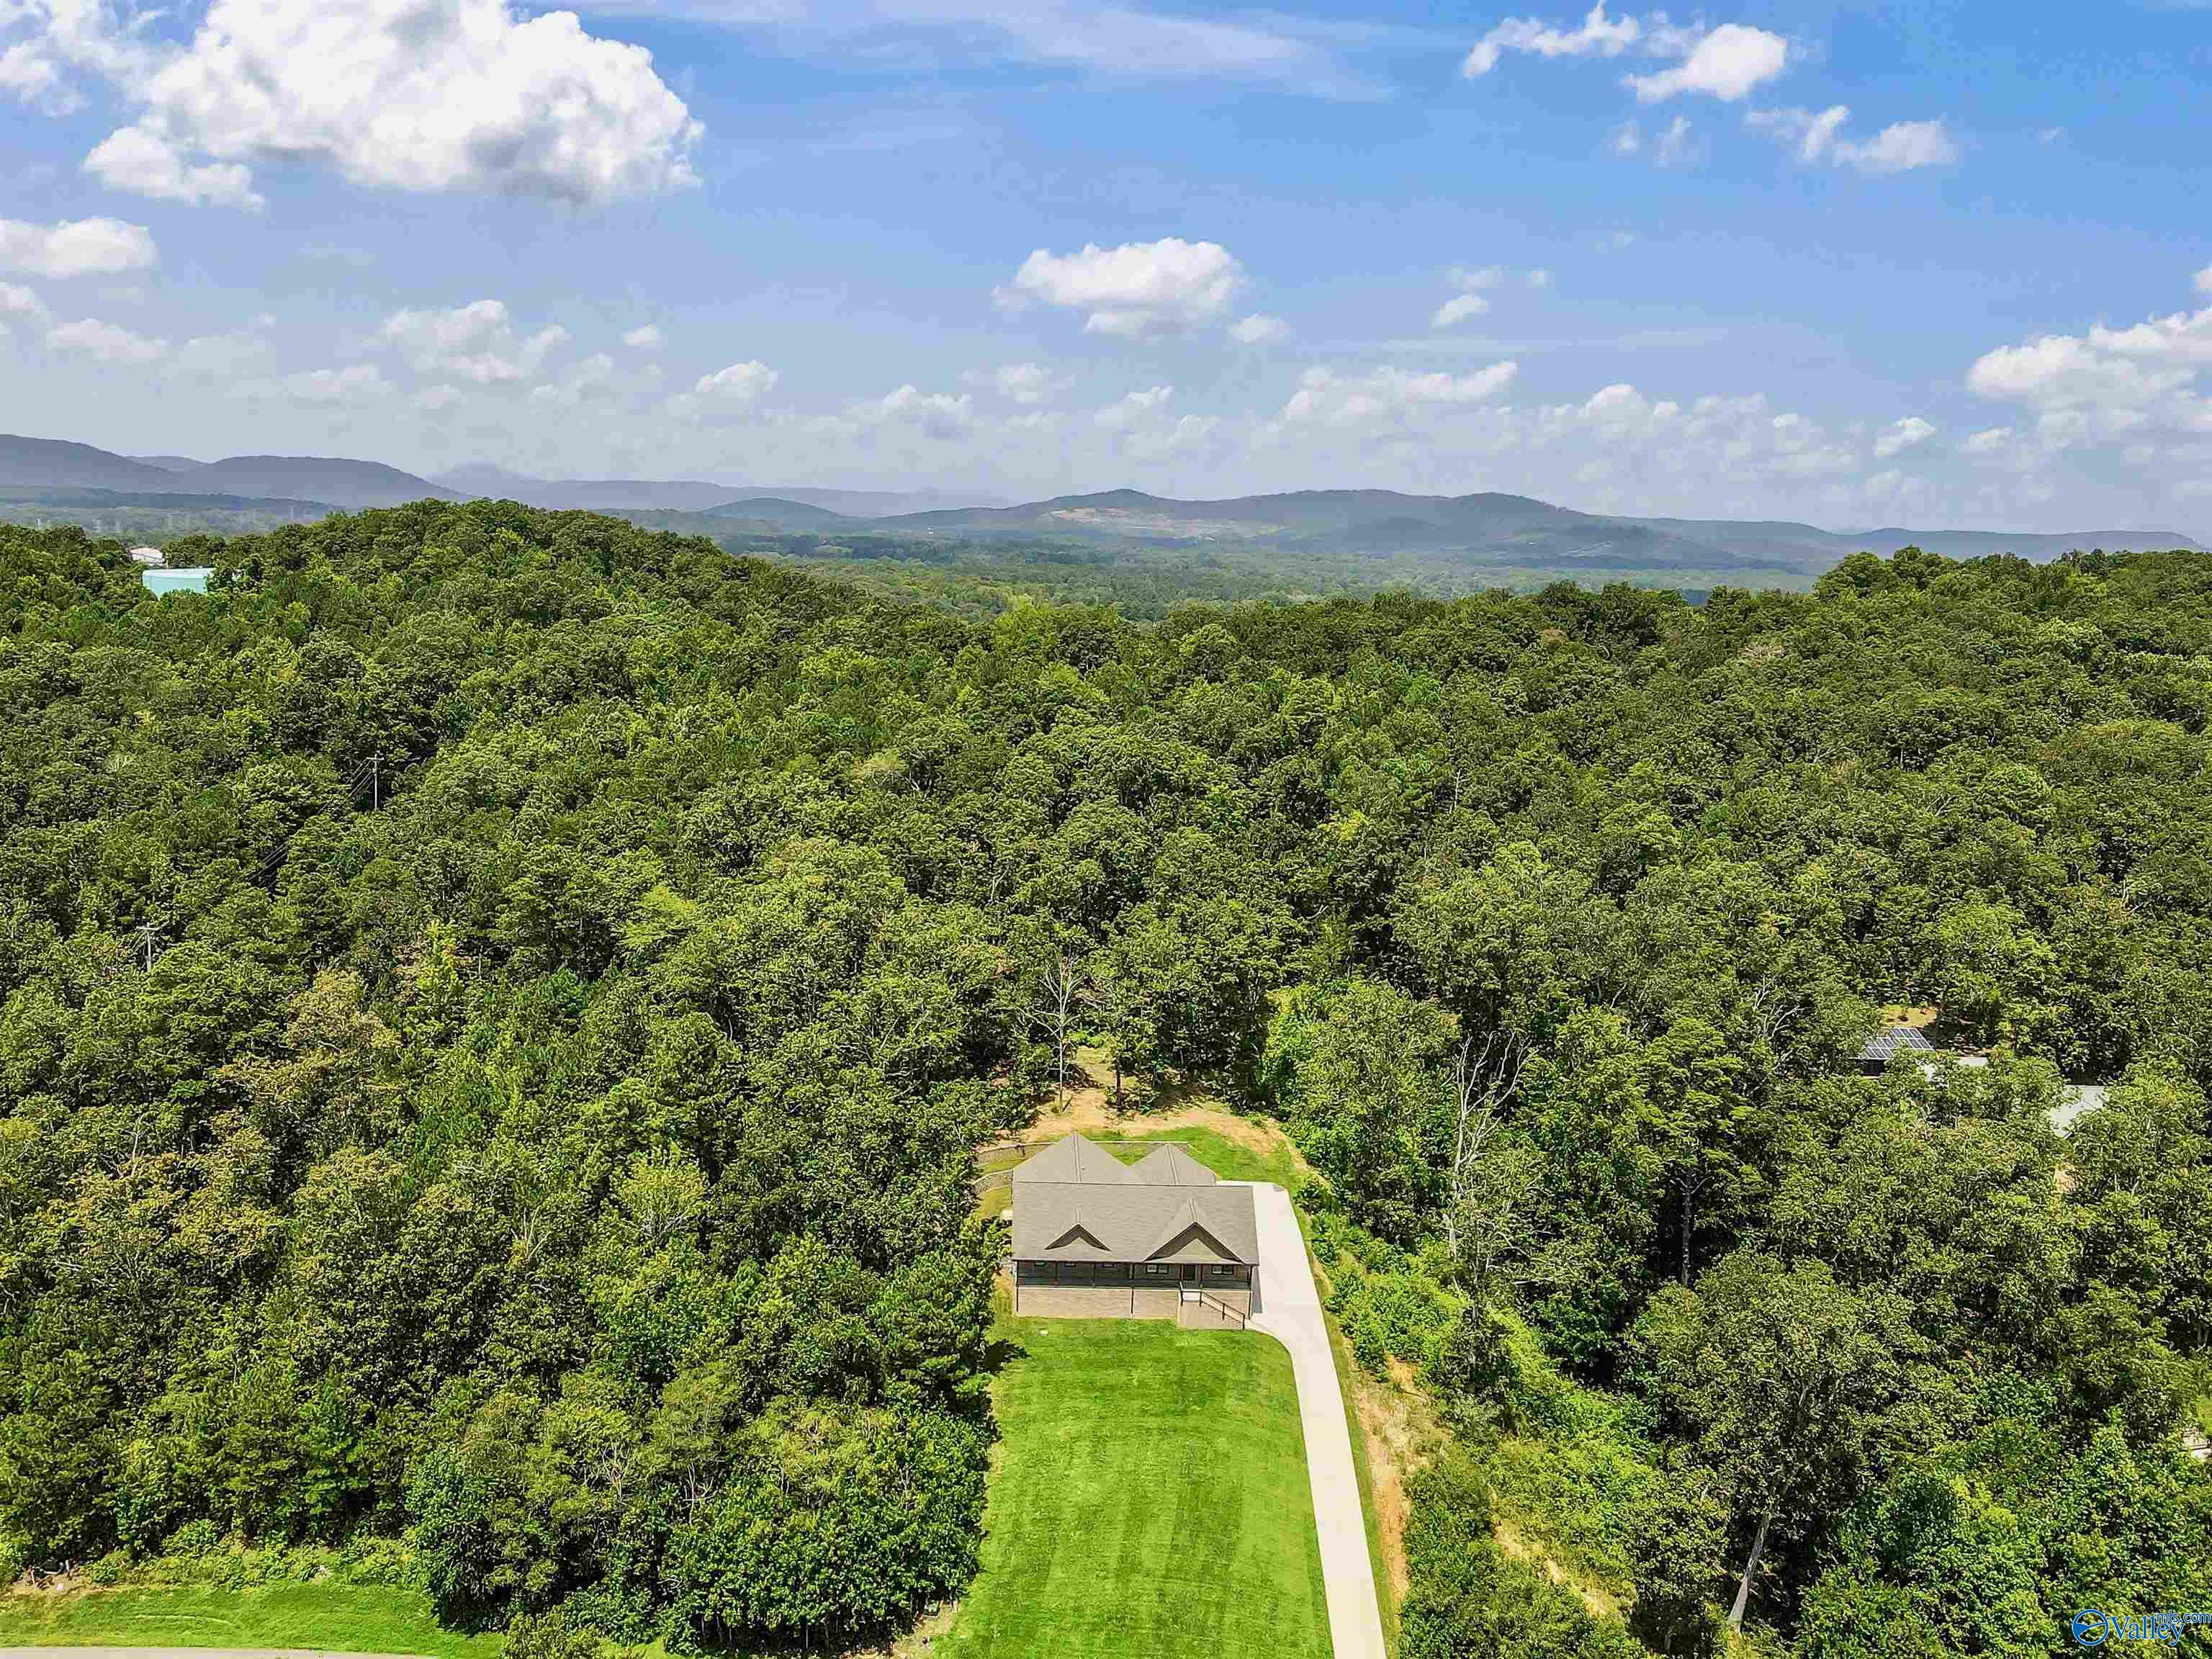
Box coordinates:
[1025,948,1083,1108]
[1443,1030,1532,1269]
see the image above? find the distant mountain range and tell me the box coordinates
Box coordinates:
[3,433,2199,576]
[430,464,1005,518]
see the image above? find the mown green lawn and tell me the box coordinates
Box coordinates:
[941,1318,1328,1659]
[0,1580,500,1659]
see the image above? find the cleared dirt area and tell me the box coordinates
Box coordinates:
[1023,1050,1313,1175]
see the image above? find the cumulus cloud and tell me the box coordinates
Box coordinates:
[240,363,389,405]
[1748,106,1958,173]
[45,315,168,363]
[965,361,1063,404]
[811,383,976,441]
[1873,415,1936,458]
[1095,384,1174,430]
[622,323,665,351]
[2198,265,2212,298]
[68,0,701,210]
[83,125,263,208]
[0,217,158,278]
[1624,24,1786,102]
[1229,312,1288,345]
[691,359,779,406]
[1964,271,2212,490]
[1283,361,1519,426]
[0,37,71,106]
[531,351,620,408]
[382,300,567,385]
[1,281,52,333]
[998,237,1241,336]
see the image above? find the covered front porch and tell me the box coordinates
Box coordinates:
[1013,1259,1254,1326]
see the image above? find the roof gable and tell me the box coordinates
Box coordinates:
[1128,1143,1218,1187]
[1010,1131,1133,1185]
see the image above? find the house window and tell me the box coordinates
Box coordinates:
[1144,1264,1172,1279]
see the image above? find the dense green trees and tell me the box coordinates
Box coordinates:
[3,506,2210,1653]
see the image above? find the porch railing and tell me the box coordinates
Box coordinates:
[1181,1287,1249,1328]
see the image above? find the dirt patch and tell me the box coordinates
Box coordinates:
[1024,1051,1311,1173]
[1496,1517,1624,1622]
[1346,1357,1435,1609]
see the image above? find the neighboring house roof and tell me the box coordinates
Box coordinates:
[1007,1134,1258,1265]
[1858,1025,1936,1064]
[2050,1084,2108,1135]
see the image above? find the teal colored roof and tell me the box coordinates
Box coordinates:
[142,567,212,596]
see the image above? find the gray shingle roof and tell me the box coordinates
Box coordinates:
[1858,1025,1936,1064]
[1009,1132,1135,1185]
[1007,1134,1258,1265]
[1128,1143,1218,1187]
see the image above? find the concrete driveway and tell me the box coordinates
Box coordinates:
[1234,1182,1389,1659]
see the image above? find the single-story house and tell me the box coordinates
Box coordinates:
[1010,1133,1258,1328]
[1856,1024,1936,1074]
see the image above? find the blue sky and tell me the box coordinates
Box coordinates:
[1,0,2207,532]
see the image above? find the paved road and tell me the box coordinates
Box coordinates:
[1236,1182,1390,1659]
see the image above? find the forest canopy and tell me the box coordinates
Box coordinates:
[1,504,2208,1656]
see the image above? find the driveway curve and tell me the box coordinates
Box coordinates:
[1233,1182,1389,1659]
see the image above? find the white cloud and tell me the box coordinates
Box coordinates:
[530,351,619,407]
[1229,312,1288,345]
[963,360,1064,404]
[692,359,779,405]
[73,0,701,210]
[0,37,71,107]
[622,323,665,351]
[999,237,1241,335]
[606,0,1372,99]
[1464,4,1667,76]
[816,383,976,441]
[1624,24,1787,102]
[1843,119,1958,174]
[171,312,275,377]
[1096,384,1174,430]
[2193,265,2211,298]
[382,300,567,384]
[1873,415,1936,458]
[1749,106,1957,174]
[1527,268,1552,289]
[45,315,167,363]
[1283,361,1519,426]
[241,363,389,405]
[1,282,51,333]
[413,385,464,413]
[1612,121,1641,156]
[1964,271,2212,493]
[83,126,263,209]
[0,216,157,278]
[1655,114,1692,163]
[1431,293,1490,329]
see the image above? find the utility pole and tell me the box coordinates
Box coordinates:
[369,755,381,811]
[137,920,161,972]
